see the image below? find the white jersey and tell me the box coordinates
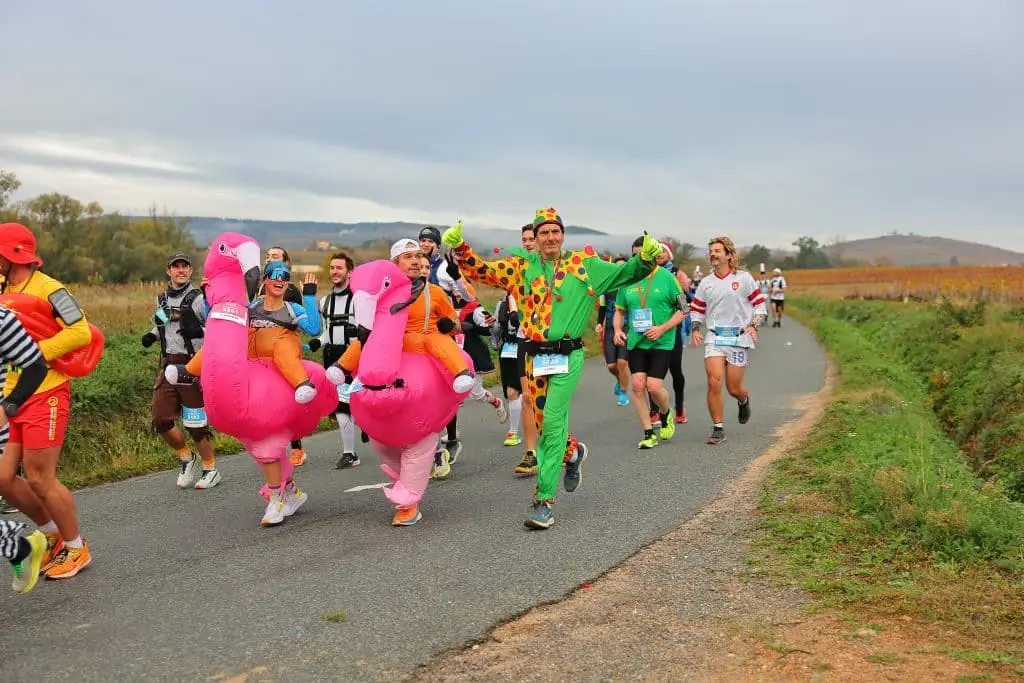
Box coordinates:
[769,276,787,301]
[757,277,771,297]
[689,270,766,348]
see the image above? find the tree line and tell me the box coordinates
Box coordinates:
[0,169,199,284]
[1,167,841,284]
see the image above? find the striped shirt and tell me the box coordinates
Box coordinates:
[0,306,45,444]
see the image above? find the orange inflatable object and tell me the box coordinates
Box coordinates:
[0,292,104,377]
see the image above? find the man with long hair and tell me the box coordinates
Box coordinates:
[689,236,767,445]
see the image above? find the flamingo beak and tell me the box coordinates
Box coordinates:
[236,241,262,301]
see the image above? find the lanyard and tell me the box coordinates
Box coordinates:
[637,267,658,308]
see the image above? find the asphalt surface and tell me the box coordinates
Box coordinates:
[0,321,825,683]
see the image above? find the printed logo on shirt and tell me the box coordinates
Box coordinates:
[731,282,740,291]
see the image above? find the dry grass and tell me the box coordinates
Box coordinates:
[786,265,1024,303]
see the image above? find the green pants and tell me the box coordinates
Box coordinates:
[525,349,585,502]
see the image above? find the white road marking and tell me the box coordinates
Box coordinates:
[344,482,390,493]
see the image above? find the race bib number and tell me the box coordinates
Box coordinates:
[713,326,742,347]
[631,308,653,332]
[209,302,247,326]
[181,406,208,428]
[454,333,465,349]
[500,342,518,359]
[533,353,569,376]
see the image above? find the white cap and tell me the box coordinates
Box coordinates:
[773,267,782,274]
[390,238,420,261]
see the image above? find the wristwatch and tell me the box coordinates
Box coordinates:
[1,400,19,418]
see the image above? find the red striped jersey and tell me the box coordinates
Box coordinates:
[689,269,766,341]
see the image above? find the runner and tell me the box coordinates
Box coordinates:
[444,209,663,529]
[0,303,49,593]
[595,255,630,407]
[262,246,319,465]
[613,237,687,448]
[0,222,95,579]
[653,241,687,424]
[689,236,767,445]
[318,251,361,469]
[769,267,787,327]
[756,266,772,326]
[141,251,221,490]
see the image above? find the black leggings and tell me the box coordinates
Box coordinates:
[669,335,685,413]
[646,335,685,415]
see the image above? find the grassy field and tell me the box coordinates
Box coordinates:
[49,274,601,489]
[749,295,1024,669]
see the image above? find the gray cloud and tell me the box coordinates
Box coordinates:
[1,0,1023,250]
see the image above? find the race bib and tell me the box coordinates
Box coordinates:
[500,342,518,359]
[631,308,653,332]
[533,353,569,377]
[336,383,349,402]
[454,333,465,349]
[713,326,742,347]
[181,406,208,428]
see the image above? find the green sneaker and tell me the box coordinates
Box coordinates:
[659,411,676,440]
[11,530,46,594]
[524,501,554,529]
[638,431,658,449]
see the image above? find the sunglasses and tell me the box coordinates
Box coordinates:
[266,269,291,282]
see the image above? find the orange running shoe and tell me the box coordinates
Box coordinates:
[45,541,92,580]
[289,448,307,466]
[392,506,422,526]
[40,533,65,572]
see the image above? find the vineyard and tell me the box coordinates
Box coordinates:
[785,265,1024,303]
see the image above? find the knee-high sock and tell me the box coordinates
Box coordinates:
[470,375,497,406]
[508,396,522,435]
[336,413,356,453]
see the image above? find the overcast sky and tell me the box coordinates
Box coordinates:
[2,1,1022,250]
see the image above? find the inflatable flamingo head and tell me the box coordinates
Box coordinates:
[203,232,263,305]
[349,259,420,387]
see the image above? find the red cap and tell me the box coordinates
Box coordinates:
[0,223,43,267]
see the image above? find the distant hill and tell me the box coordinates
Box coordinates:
[178,217,613,254]
[826,235,1024,267]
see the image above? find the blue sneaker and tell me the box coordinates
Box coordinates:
[616,392,629,407]
[524,501,554,529]
[613,382,621,397]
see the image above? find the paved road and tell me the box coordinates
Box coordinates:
[1,322,825,683]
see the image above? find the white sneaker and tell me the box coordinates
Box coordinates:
[495,398,509,424]
[283,483,307,517]
[294,384,316,404]
[261,490,286,526]
[176,453,201,489]
[194,469,222,489]
[452,374,474,393]
[325,365,346,385]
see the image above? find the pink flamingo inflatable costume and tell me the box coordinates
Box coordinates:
[329,259,471,526]
[198,232,337,523]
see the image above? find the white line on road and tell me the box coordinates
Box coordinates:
[344,482,390,493]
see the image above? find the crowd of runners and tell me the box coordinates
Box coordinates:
[0,211,787,594]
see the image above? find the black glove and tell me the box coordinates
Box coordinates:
[302,282,318,296]
[141,332,158,348]
[445,258,462,281]
[437,317,456,334]
[308,338,321,352]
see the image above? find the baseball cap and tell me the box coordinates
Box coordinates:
[167,252,191,267]
[390,238,421,260]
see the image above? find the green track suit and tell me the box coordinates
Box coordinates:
[445,218,660,506]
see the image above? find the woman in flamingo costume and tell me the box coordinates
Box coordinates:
[329,242,471,526]
[189,232,337,526]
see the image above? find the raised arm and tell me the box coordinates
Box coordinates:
[582,235,663,295]
[442,220,525,293]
